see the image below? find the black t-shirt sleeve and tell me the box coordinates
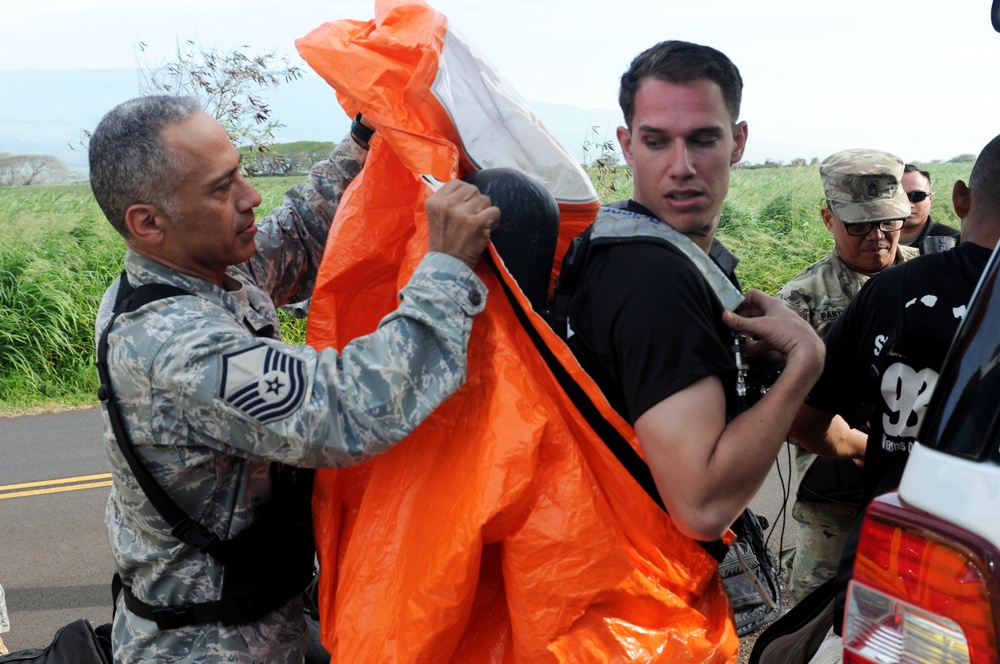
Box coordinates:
[807,278,879,422]
[569,242,735,423]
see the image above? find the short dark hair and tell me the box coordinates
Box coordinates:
[88,95,201,238]
[618,40,743,130]
[903,163,932,186]
[969,134,1000,216]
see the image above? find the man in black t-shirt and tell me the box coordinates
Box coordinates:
[565,41,825,544]
[790,133,1000,642]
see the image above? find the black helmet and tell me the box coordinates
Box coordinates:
[462,168,560,311]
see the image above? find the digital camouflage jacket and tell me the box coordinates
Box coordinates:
[96,138,487,663]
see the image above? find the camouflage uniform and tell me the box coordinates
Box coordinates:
[778,244,918,338]
[777,244,917,601]
[96,137,487,663]
[776,147,920,602]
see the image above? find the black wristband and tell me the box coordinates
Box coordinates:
[350,113,375,149]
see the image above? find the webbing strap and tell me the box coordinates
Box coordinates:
[99,273,315,628]
[95,278,223,554]
[118,575,304,630]
[485,251,729,563]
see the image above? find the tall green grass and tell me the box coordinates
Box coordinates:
[0,185,124,410]
[0,162,972,413]
[588,162,969,294]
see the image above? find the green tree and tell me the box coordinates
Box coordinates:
[136,39,304,159]
[581,126,631,201]
[0,154,69,186]
[241,141,336,177]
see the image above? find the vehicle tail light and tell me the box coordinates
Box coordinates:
[843,494,1000,664]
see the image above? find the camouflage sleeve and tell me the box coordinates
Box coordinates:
[775,285,813,326]
[244,134,367,308]
[149,252,486,468]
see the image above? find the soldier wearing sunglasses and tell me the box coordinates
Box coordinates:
[775,149,919,603]
[900,164,961,253]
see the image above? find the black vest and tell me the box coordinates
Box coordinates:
[96,274,315,630]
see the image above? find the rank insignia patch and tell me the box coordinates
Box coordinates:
[218,343,307,423]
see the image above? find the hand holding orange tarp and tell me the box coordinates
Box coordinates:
[297,2,739,661]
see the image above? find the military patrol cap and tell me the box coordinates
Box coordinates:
[820,149,911,224]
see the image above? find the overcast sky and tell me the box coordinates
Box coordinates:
[4,0,999,163]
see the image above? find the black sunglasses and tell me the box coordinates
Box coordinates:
[907,190,931,203]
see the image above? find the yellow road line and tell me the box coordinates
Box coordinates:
[0,474,113,500]
[0,473,112,491]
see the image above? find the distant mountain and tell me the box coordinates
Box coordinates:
[0,69,820,175]
[0,69,623,174]
[0,70,144,171]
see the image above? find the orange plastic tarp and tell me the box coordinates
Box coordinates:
[297,2,738,661]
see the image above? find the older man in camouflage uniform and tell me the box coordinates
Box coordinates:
[776,149,917,603]
[89,96,500,663]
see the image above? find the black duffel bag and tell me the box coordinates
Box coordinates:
[0,621,110,664]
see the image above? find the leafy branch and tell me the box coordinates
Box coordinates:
[135,39,304,158]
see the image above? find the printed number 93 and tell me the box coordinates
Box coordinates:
[881,363,939,439]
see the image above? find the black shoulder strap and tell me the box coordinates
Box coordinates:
[544,227,670,511]
[99,273,317,629]
[544,226,593,340]
[96,274,223,554]
[495,251,729,562]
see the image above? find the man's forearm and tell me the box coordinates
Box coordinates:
[302,134,368,234]
[636,354,822,541]
[703,358,823,528]
[789,403,867,460]
[293,253,487,467]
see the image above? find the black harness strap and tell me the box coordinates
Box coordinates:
[487,251,729,563]
[96,279,224,555]
[98,273,315,629]
[117,578,299,631]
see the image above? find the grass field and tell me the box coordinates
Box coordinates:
[0,162,971,413]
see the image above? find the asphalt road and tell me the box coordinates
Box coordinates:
[0,408,113,653]
[0,407,799,653]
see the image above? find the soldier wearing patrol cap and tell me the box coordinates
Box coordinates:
[787,133,1000,654]
[776,148,918,603]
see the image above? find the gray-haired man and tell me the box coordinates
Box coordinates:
[90,95,499,662]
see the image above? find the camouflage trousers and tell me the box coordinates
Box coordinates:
[782,500,859,603]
